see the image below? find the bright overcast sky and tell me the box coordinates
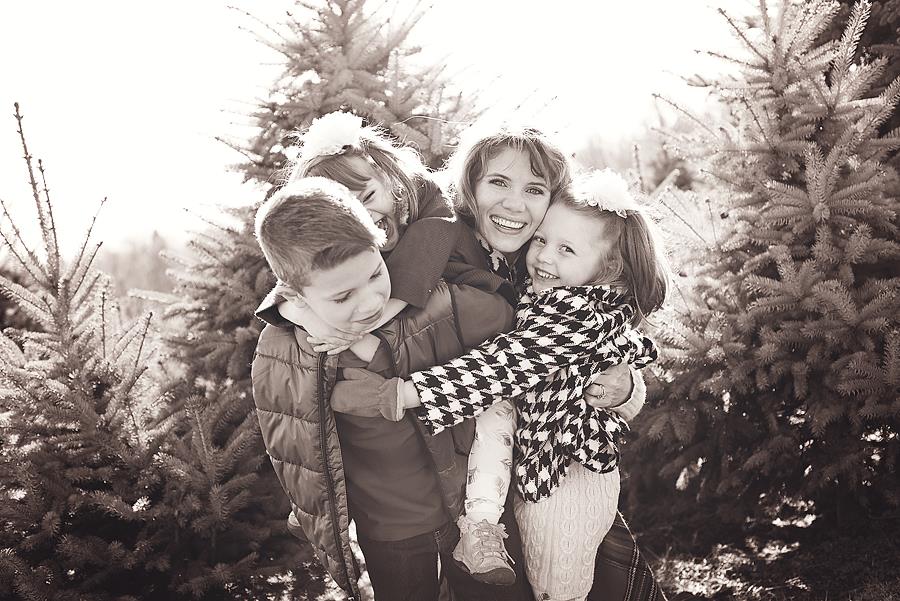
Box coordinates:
[0,0,747,256]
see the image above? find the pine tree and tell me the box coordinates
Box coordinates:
[227,0,474,179]
[627,0,900,529]
[153,1,478,597]
[0,104,174,600]
[0,259,37,333]
[822,0,900,148]
[0,104,323,600]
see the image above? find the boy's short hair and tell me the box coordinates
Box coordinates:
[255,177,387,290]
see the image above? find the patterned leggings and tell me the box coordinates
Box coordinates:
[463,399,516,523]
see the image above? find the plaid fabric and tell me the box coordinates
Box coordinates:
[589,512,667,601]
[411,284,657,501]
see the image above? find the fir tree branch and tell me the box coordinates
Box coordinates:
[0,196,46,285]
[36,159,60,270]
[657,189,711,246]
[699,50,765,71]
[14,103,59,281]
[652,94,719,138]
[69,197,106,283]
[100,286,108,359]
[717,7,770,67]
[833,0,871,98]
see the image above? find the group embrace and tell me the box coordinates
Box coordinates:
[251,112,669,601]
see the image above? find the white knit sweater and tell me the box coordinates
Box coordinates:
[514,463,620,601]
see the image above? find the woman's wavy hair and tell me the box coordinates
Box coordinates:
[446,123,572,221]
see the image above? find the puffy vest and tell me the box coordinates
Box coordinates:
[252,281,510,597]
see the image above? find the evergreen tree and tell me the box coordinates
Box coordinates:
[226,0,473,179]
[627,0,900,528]
[0,104,319,600]
[0,104,174,600]
[155,1,478,597]
[0,258,36,333]
[822,0,900,149]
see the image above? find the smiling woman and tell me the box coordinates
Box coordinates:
[475,147,553,257]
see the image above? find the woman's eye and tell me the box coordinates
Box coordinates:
[489,178,508,187]
[333,295,351,304]
[370,270,383,281]
[532,235,545,245]
[562,245,574,254]
[526,186,547,195]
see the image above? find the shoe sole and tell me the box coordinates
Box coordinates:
[452,556,516,586]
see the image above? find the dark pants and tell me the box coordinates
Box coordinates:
[358,499,532,601]
[359,506,663,601]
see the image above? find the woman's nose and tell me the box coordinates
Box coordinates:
[500,189,525,212]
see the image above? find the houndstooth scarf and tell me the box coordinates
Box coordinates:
[411,284,657,501]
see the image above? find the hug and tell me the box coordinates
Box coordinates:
[251,112,669,601]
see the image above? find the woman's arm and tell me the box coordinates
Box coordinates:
[584,363,647,422]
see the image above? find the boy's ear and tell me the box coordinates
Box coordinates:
[274,281,307,307]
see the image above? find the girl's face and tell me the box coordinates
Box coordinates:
[474,147,552,256]
[344,156,400,251]
[526,203,618,294]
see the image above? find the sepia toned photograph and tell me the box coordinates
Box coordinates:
[1,1,898,599]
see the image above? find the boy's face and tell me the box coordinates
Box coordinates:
[291,248,392,334]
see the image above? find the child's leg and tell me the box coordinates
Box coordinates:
[465,399,515,523]
[453,399,516,584]
[514,464,620,601]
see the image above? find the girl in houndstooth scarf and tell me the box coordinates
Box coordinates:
[397,168,669,601]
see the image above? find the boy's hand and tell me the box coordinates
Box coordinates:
[584,361,634,409]
[277,301,360,353]
[336,368,405,421]
[308,334,362,356]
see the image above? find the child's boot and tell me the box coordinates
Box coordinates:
[452,514,516,585]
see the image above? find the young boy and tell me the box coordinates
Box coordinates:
[251,177,531,600]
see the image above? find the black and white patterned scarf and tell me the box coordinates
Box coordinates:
[411,284,657,501]
[476,232,517,287]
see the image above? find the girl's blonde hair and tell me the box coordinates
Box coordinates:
[447,124,571,221]
[287,122,427,223]
[555,187,669,325]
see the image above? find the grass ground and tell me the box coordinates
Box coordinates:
[640,514,900,600]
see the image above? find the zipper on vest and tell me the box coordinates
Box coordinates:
[373,330,456,523]
[317,352,359,600]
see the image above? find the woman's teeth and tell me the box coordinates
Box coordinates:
[490,215,526,231]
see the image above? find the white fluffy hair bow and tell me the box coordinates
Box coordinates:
[292,111,364,166]
[576,169,642,217]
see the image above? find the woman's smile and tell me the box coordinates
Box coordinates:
[474,147,551,255]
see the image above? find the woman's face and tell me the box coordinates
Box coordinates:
[343,156,400,251]
[473,147,552,255]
